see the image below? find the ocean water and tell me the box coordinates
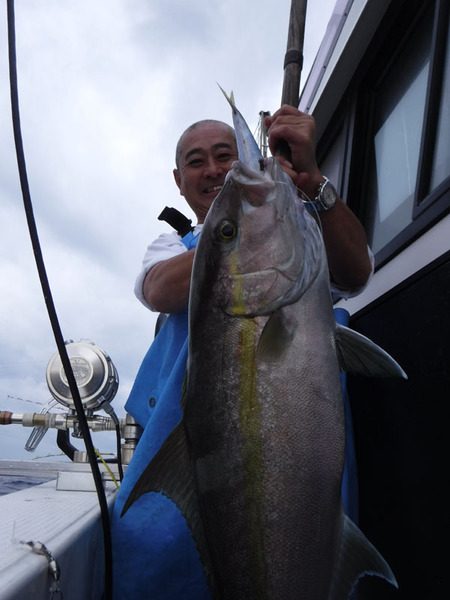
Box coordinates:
[0,475,54,496]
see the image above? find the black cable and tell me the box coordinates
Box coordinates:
[6,2,113,598]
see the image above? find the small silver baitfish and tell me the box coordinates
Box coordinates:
[123,90,406,599]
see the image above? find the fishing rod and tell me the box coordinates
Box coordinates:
[258,0,308,158]
[281,0,308,108]
[6,2,113,598]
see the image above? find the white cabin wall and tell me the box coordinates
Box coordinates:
[336,214,450,314]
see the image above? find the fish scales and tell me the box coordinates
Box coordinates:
[122,92,402,599]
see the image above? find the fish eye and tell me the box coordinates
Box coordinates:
[217,220,237,241]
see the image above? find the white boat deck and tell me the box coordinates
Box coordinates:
[0,461,116,600]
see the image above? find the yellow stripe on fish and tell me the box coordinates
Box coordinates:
[238,317,267,597]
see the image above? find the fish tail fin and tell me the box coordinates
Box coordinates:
[217,83,263,169]
[329,513,398,600]
[217,83,236,113]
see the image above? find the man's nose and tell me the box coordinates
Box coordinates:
[204,157,224,177]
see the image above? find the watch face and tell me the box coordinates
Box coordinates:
[321,181,338,209]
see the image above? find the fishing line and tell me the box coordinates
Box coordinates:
[103,401,124,481]
[297,186,324,235]
[6,2,113,598]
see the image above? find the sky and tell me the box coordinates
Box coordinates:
[0,0,337,461]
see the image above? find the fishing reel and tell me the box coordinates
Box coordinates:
[0,340,141,465]
[46,339,119,414]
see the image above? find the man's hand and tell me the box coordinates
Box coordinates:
[266,105,373,292]
[265,105,323,198]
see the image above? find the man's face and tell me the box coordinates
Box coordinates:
[173,123,238,223]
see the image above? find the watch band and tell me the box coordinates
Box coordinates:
[303,176,338,214]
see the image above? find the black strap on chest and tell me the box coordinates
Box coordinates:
[158,206,194,237]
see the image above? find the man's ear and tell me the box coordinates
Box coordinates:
[173,169,183,195]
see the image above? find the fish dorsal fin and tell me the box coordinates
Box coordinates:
[329,513,398,600]
[335,324,407,379]
[120,423,215,587]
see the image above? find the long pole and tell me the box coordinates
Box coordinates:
[281,0,308,107]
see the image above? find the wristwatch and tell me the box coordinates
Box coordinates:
[308,177,338,212]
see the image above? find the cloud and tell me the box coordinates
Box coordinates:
[0,0,337,461]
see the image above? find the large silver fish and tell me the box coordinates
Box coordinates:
[122,92,406,599]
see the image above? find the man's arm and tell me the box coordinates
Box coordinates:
[143,249,195,313]
[265,105,373,292]
[319,200,372,290]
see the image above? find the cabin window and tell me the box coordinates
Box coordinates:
[318,122,347,195]
[316,0,450,265]
[430,11,450,190]
[365,7,433,255]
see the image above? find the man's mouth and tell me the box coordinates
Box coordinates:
[203,185,223,194]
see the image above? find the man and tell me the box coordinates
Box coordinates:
[141,106,371,314]
[111,106,372,599]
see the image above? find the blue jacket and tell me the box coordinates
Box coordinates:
[111,230,211,600]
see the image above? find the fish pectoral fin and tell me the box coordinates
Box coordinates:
[256,310,294,362]
[329,513,398,600]
[335,324,407,379]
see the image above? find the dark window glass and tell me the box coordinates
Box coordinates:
[430,11,450,190]
[366,9,432,253]
[319,122,347,195]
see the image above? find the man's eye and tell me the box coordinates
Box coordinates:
[217,154,233,162]
[187,159,203,167]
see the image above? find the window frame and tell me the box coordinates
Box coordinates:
[317,0,450,269]
[414,0,450,217]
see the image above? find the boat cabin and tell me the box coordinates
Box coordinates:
[301,0,450,597]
